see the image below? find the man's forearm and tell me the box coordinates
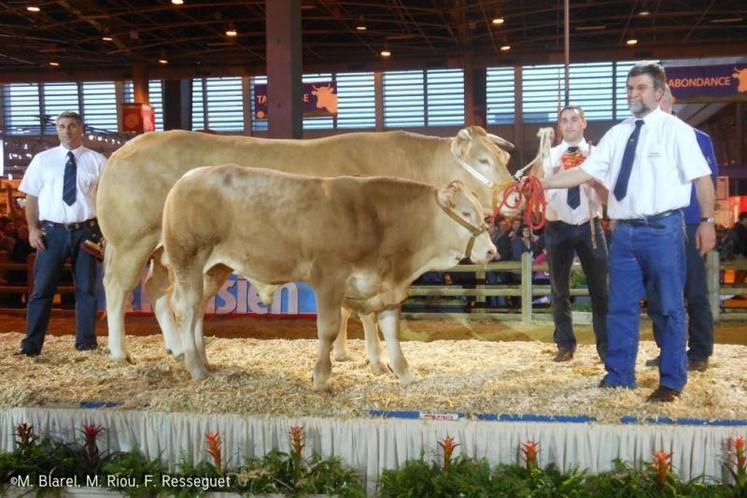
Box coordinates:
[540,167,594,189]
[694,175,715,218]
[25,195,40,229]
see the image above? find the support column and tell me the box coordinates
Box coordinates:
[464,64,487,128]
[163,79,192,131]
[265,0,302,139]
[132,63,149,104]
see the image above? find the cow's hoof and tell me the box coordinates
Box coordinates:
[108,350,133,364]
[368,361,391,376]
[312,384,333,394]
[333,351,354,362]
[398,372,417,386]
[189,369,209,381]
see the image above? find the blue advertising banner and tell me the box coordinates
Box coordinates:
[666,64,747,103]
[254,82,338,119]
[98,271,318,315]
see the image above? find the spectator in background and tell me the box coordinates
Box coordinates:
[486,216,513,308]
[729,212,747,285]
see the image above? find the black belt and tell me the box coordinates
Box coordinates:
[42,218,98,231]
[617,210,679,228]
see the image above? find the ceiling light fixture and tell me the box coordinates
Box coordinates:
[48,61,59,67]
[102,36,113,41]
[500,45,511,51]
[171,0,184,4]
[356,25,367,31]
[380,49,391,57]
[225,24,237,37]
[492,17,505,25]
[158,49,168,64]
[27,6,40,12]
[626,38,638,45]
[638,10,650,16]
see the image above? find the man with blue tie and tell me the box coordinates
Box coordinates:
[542,106,608,362]
[16,111,106,357]
[540,61,716,402]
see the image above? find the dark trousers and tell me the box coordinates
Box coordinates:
[649,223,714,361]
[21,222,98,353]
[545,219,609,358]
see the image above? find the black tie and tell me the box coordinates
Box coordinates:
[63,151,76,206]
[613,120,644,201]
[566,146,580,209]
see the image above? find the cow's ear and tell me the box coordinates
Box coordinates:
[451,129,472,161]
[438,183,460,208]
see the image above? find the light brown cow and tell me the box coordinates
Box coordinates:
[162,166,496,388]
[98,127,514,364]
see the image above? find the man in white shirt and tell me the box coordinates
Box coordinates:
[16,111,106,357]
[540,61,716,402]
[543,106,608,363]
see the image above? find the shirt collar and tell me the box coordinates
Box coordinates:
[60,144,84,159]
[560,137,588,152]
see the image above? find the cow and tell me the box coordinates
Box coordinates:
[97,127,515,366]
[733,66,747,93]
[311,84,338,114]
[162,166,496,389]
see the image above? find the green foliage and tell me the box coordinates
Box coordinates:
[100,450,168,497]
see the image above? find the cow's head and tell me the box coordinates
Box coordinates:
[449,126,516,215]
[733,67,747,93]
[311,84,338,113]
[437,180,497,265]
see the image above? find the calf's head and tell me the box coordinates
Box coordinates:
[437,181,497,265]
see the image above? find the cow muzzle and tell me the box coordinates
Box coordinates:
[436,194,493,262]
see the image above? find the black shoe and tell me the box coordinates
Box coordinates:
[13,349,40,357]
[687,358,708,372]
[645,355,660,367]
[75,344,98,352]
[646,385,681,403]
[553,349,574,362]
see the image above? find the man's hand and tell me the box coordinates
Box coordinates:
[29,227,45,251]
[695,222,716,257]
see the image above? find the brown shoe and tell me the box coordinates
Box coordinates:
[646,386,681,403]
[687,358,708,372]
[553,349,574,362]
[644,355,660,367]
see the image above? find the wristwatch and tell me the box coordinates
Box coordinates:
[700,217,715,223]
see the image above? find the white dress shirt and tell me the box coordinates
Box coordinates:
[580,107,710,220]
[543,138,603,225]
[20,144,106,224]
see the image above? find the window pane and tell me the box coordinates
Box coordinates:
[3,83,40,134]
[82,81,118,132]
[384,70,425,128]
[42,82,80,133]
[336,72,375,129]
[149,80,164,131]
[205,77,243,132]
[486,67,515,125]
[426,69,464,126]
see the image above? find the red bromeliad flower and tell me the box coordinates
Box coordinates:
[521,440,540,471]
[205,432,222,472]
[290,426,305,460]
[82,423,105,462]
[437,436,461,472]
[735,436,746,473]
[651,450,673,487]
[16,423,37,447]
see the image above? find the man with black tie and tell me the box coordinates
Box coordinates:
[543,106,608,363]
[16,111,106,357]
[540,62,716,402]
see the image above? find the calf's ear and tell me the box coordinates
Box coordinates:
[437,183,460,208]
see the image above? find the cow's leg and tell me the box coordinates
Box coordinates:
[196,264,233,370]
[360,312,389,376]
[103,239,157,362]
[332,307,353,361]
[378,307,416,385]
[312,283,344,392]
[144,247,182,357]
[171,265,208,380]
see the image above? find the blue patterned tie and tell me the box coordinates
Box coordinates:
[613,119,644,201]
[565,146,581,209]
[63,151,76,206]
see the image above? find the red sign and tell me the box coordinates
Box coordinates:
[121,103,156,133]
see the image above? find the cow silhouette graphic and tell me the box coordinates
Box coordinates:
[733,67,747,93]
[311,84,338,114]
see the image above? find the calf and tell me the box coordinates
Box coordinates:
[162,166,496,390]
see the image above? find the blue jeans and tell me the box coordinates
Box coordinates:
[21,221,99,353]
[648,223,713,362]
[604,212,687,391]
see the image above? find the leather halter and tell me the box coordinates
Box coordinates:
[435,191,489,261]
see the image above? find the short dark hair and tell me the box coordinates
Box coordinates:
[56,111,84,126]
[739,212,747,223]
[627,61,667,90]
[558,105,586,122]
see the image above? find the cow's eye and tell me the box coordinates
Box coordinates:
[478,158,490,165]
[462,211,472,218]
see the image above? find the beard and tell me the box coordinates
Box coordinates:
[628,100,652,117]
